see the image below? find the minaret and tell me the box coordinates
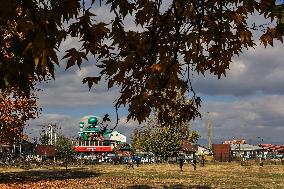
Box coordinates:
[207,112,213,151]
[47,124,58,145]
[79,122,84,136]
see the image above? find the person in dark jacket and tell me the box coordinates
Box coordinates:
[201,154,205,167]
[179,157,185,171]
[135,156,141,167]
[128,155,134,169]
[192,157,197,170]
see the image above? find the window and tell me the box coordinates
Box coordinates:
[103,142,110,146]
[98,141,102,146]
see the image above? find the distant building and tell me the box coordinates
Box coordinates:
[223,139,246,145]
[178,140,197,161]
[230,144,263,160]
[106,131,127,144]
[113,143,133,156]
[194,144,211,155]
[213,143,264,161]
[181,140,196,152]
[213,144,231,162]
[35,144,55,158]
[259,144,284,158]
[0,136,35,157]
[73,116,127,155]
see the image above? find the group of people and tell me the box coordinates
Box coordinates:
[179,156,199,171]
[125,154,141,169]
[124,153,203,171]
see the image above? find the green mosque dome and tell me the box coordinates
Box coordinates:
[88,116,98,125]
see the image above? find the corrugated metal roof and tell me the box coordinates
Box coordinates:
[230,144,263,151]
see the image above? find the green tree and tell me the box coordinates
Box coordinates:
[55,134,75,170]
[131,124,153,152]
[1,0,284,124]
[39,131,49,145]
[151,126,185,161]
[131,115,199,161]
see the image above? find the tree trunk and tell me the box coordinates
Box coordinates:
[65,156,68,171]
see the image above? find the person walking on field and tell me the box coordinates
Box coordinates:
[128,155,134,169]
[135,155,141,167]
[179,156,185,171]
[192,156,197,170]
[201,154,205,167]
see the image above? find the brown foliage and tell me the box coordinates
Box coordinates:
[0,88,40,143]
[0,164,284,188]
[0,0,284,124]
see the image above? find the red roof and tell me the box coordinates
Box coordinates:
[181,140,196,152]
[259,144,284,152]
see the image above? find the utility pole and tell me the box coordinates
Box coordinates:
[207,112,213,152]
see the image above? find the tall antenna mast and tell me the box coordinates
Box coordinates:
[207,112,213,151]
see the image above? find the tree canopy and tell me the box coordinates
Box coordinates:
[0,88,40,142]
[1,0,284,124]
[131,115,199,160]
[39,129,49,145]
[55,134,75,159]
[54,134,75,170]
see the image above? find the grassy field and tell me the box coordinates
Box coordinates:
[0,162,283,189]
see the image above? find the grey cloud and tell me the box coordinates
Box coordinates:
[191,42,284,97]
[111,116,140,142]
[25,114,80,139]
[38,86,119,107]
[37,56,120,107]
[192,95,284,144]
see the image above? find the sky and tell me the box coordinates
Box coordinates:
[26,1,284,145]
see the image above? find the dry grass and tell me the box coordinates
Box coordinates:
[0,162,283,188]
